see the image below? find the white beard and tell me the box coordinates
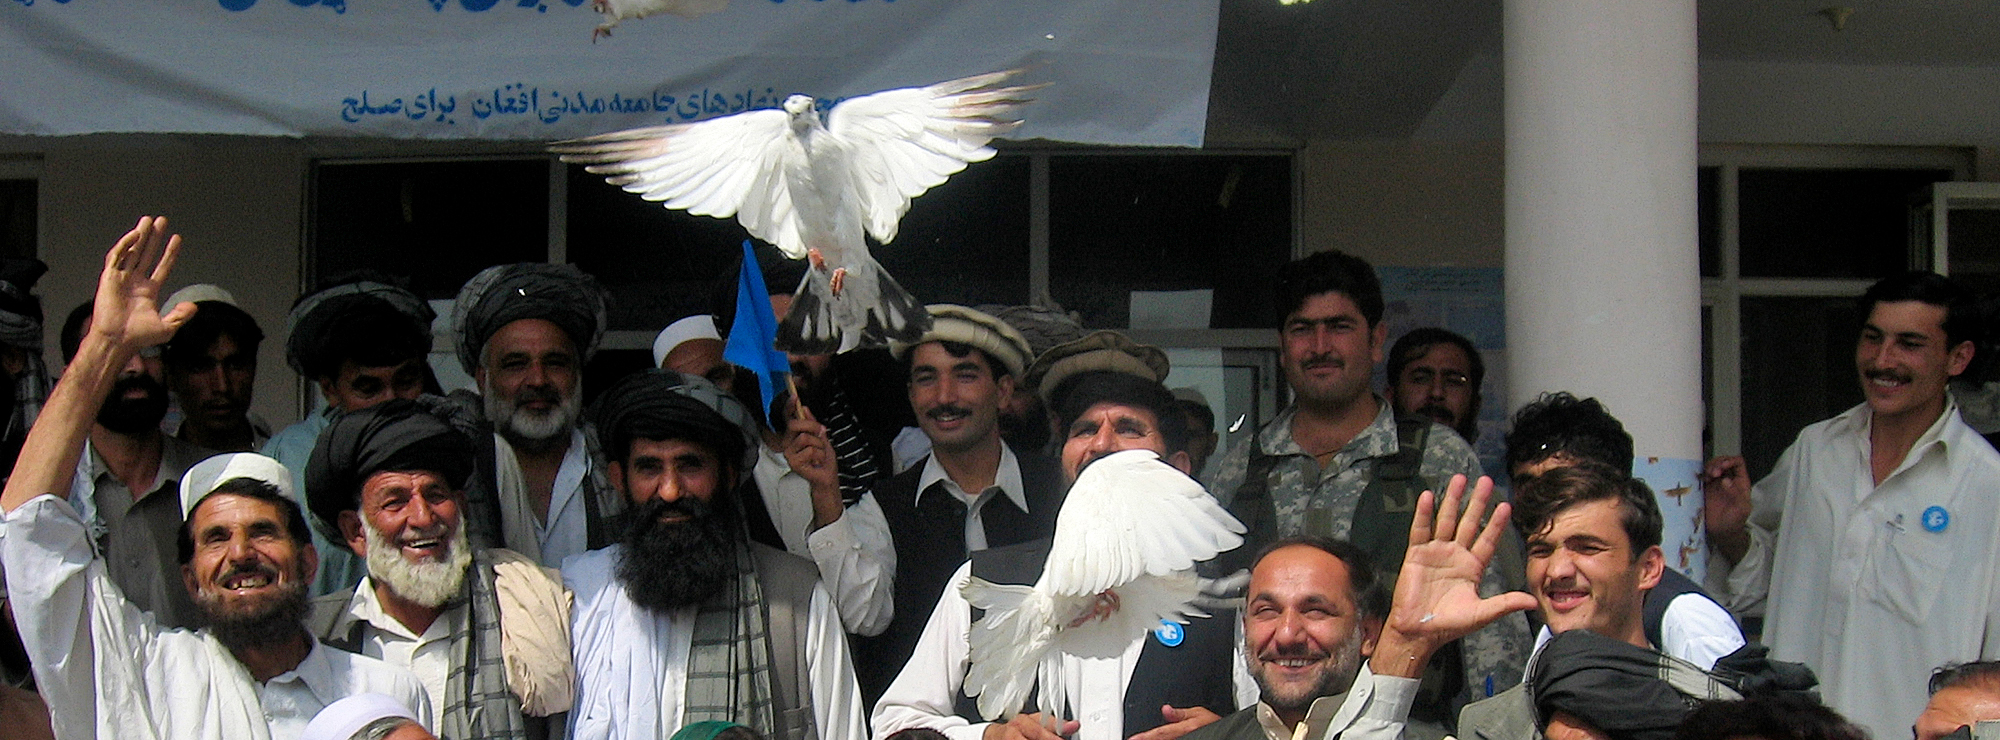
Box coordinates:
[482,380,582,445]
[364,518,473,609]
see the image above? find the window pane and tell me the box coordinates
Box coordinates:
[1698,167,1719,278]
[1737,168,1952,279]
[1049,155,1291,329]
[1946,207,2000,297]
[566,165,752,331]
[312,160,549,299]
[877,155,1031,308]
[1738,295,1864,479]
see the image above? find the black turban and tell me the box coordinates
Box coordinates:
[452,263,609,373]
[285,281,433,376]
[305,397,475,536]
[1530,630,1718,740]
[590,370,757,476]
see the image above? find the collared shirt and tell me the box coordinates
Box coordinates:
[495,428,593,569]
[336,577,468,721]
[1706,399,2000,738]
[1244,665,1417,740]
[3,494,430,740]
[261,406,367,597]
[912,445,1027,552]
[752,443,897,636]
[1531,592,1745,671]
[561,544,868,740]
[66,434,215,629]
[871,561,1259,740]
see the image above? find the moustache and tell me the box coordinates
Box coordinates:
[512,386,564,407]
[1864,368,1912,384]
[926,404,974,420]
[1299,354,1342,370]
[1416,403,1457,424]
[630,495,716,531]
[215,560,281,588]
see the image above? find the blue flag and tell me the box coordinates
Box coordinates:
[723,241,791,419]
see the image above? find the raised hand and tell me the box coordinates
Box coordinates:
[1700,455,1753,563]
[92,216,196,352]
[1370,474,1537,678]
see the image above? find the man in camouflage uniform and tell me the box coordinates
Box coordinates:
[1205,249,1531,726]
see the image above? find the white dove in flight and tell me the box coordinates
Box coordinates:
[589,0,728,41]
[960,449,1246,722]
[551,70,1042,354]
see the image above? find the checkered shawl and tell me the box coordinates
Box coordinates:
[436,548,534,740]
[681,540,779,734]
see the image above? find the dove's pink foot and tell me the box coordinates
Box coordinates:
[1067,590,1122,628]
[830,267,847,297]
[807,249,827,271]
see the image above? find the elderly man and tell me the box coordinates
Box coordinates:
[264,280,436,596]
[3,216,427,740]
[1385,327,1483,445]
[451,263,622,569]
[873,333,1237,740]
[852,305,1064,702]
[1206,250,1524,713]
[1918,662,2000,740]
[161,289,268,452]
[1705,272,2000,737]
[1186,478,1537,740]
[303,398,574,739]
[55,294,217,628]
[564,370,865,740]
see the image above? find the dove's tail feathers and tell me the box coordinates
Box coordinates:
[964,579,1056,721]
[776,255,929,354]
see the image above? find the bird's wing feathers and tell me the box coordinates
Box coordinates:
[1042,450,1246,597]
[963,578,1055,721]
[549,109,811,257]
[828,70,1042,245]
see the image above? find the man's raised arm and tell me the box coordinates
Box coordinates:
[1,216,193,514]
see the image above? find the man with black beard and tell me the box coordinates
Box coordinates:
[54,296,219,628]
[303,398,576,739]
[563,370,866,740]
[2,216,426,740]
[451,263,622,570]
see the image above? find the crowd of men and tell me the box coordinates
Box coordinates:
[0,214,1997,740]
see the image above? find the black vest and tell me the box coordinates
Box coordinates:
[955,539,1239,735]
[850,449,1067,703]
[1644,567,1721,651]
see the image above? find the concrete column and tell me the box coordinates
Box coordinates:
[1504,0,1701,461]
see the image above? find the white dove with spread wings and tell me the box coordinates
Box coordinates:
[960,449,1246,723]
[552,70,1041,354]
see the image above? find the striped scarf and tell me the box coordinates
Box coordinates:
[436,549,534,740]
[681,541,778,734]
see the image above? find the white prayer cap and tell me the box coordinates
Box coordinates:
[652,314,723,369]
[301,693,422,740]
[161,283,237,316]
[179,452,295,519]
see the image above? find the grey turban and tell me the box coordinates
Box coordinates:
[285,281,434,375]
[304,397,475,537]
[589,370,758,476]
[452,263,610,373]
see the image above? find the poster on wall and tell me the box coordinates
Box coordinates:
[1376,266,1507,476]
[0,0,1217,146]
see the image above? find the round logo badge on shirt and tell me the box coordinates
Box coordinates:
[1922,505,1949,533]
[1154,621,1184,647]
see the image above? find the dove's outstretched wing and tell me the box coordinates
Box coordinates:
[827,70,1042,246]
[550,109,810,257]
[1042,449,1246,598]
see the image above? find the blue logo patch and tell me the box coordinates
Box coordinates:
[1923,506,1950,533]
[1154,621,1184,647]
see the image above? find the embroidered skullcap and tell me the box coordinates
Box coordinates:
[590,369,757,476]
[452,263,609,372]
[161,284,237,316]
[1023,330,1171,403]
[179,452,295,519]
[300,693,422,740]
[305,397,474,537]
[286,281,435,376]
[652,314,722,369]
[890,305,1031,379]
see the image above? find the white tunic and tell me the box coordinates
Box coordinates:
[750,442,896,635]
[562,544,867,740]
[1706,401,2000,737]
[2,494,430,740]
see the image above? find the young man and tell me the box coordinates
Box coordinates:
[1704,271,2000,737]
[162,293,268,452]
[3,216,426,740]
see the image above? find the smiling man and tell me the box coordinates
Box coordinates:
[850,305,1062,703]
[303,399,575,739]
[563,370,865,740]
[2,217,427,740]
[1703,271,2000,738]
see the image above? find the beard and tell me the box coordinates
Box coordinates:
[97,374,170,435]
[195,559,311,652]
[1249,621,1367,716]
[483,379,581,448]
[363,517,472,609]
[615,496,738,613]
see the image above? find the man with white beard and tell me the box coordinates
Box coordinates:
[303,398,576,739]
[450,263,624,569]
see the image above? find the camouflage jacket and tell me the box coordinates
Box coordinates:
[1204,397,1533,702]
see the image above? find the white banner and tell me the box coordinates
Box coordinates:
[0,0,1217,146]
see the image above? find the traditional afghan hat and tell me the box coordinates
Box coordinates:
[451,263,609,373]
[590,369,758,477]
[179,452,295,519]
[299,693,422,740]
[284,281,435,376]
[890,304,1032,379]
[303,398,475,537]
[1023,330,1172,403]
